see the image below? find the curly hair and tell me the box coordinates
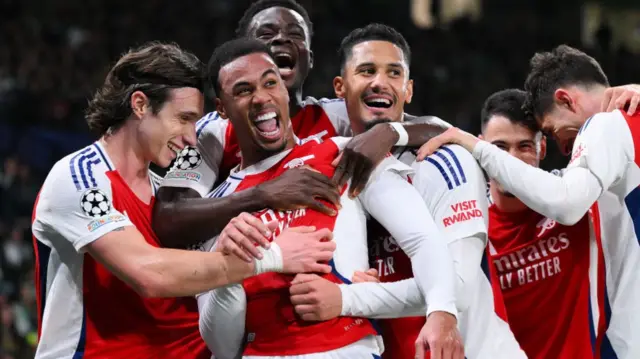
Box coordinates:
[85,42,204,137]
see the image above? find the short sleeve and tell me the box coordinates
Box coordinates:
[32,161,133,253]
[307,97,353,137]
[160,112,226,197]
[567,110,634,191]
[413,144,489,243]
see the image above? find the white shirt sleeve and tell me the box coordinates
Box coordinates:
[471,111,634,225]
[308,97,353,137]
[413,145,488,310]
[32,160,133,252]
[359,157,457,317]
[197,284,246,359]
[161,112,226,197]
[339,235,485,318]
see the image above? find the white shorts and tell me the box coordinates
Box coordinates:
[242,335,382,359]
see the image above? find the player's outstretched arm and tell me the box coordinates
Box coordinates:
[153,167,341,249]
[416,115,631,225]
[85,225,335,297]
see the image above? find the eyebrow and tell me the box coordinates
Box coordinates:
[355,62,405,70]
[231,68,278,91]
[178,111,200,122]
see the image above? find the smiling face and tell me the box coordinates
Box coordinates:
[246,6,313,91]
[482,114,545,198]
[135,87,203,168]
[215,52,293,164]
[333,40,413,134]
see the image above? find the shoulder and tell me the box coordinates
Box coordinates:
[303,97,348,120]
[37,145,115,216]
[414,144,482,189]
[195,111,228,140]
[404,114,453,129]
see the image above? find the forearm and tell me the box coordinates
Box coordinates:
[153,186,267,248]
[339,279,426,319]
[473,141,602,225]
[198,285,246,359]
[139,248,255,297]
[449,234,485,311]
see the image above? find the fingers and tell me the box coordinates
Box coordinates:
[219,226,256,262]
[414,339,426,359]
[237,213,272,249]
[307,262,333,274]
[291,273,320,285]
[332,150,357,189]
[286,225,316,233]
[331,152,343,167]
[305,200,338,216]
[220,236,252,263]
[293,305,320,321]
[365,268,379,277]
[348,160,373,198]
[628,94,640,115]
[311,228,334,242]
[602,87,615,112]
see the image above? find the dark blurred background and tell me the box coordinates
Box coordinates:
[1,0,639,357]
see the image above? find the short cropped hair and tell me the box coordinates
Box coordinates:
[85,42,204,137]
[481,89,539,134]
[235,0,313,38]
[523,45,609,118]
[207,38,273,96]
[338,23,411,72]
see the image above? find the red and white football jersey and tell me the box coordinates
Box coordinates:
[32,142,208,359]
[197,137,382,357]
[472,109,640,358]
[161,97,350,196]
[487,204,594,359]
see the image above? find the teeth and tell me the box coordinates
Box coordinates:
[255,112,277,122]
[260,128,280,136]
[368,98,391,105]
[167,143,179,154]
[275,52,292,59]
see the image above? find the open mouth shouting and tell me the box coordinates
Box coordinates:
[252,109,282,141]
[272,47,297,79]
[362,93,395,114]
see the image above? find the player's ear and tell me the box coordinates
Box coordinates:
[478,134,484,140]
[554,88,576,113]
[405,78,414,104]
[538,133,548,160]
[215,98,228,119]
[130,90,149,119]
[333,76,345,99]
[309,50,314,70]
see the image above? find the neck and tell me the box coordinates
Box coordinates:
[239,131,296,169]
[490,183,527,213]
[353,114,405,136]
[100,122,150,184]
[583,85,608,117]
[289,87,304,118]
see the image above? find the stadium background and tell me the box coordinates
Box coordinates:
[1,0,639,357]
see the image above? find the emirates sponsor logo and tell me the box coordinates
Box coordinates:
[493,233,570,289]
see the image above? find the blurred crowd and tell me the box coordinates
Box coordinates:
[1,0,640,357]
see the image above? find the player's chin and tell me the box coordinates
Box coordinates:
[155,149,177,168]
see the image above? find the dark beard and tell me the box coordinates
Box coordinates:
[364,118,393,132]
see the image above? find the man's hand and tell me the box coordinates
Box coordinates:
[289,273,343,321]
[333,123,398,198]
[601,84,640,115]
[351,268,380,283]
[256,167,341,216]
[216,213,279,262]
[277,227,336,274]
[415,311,464,359]
[416,127,479,161]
